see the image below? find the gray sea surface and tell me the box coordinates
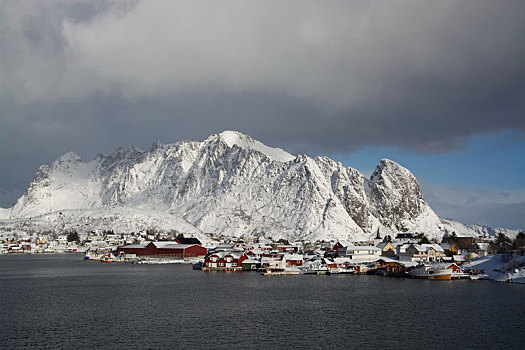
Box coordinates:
[1,254,524,349]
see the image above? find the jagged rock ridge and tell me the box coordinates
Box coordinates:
[0,131,443,241]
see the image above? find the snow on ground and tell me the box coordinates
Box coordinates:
[0,207,216,246]
[0,208,10,220]
[463,254,525,283]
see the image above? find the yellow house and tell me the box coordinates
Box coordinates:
[377,242,397,257]
[402,244,445,262]
[440,243,460,256]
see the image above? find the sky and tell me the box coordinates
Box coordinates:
[1,0,524,229]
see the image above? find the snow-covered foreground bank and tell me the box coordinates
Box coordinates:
[463,254,525,283]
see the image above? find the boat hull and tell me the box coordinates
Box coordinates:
[408,266,452,280]
[411,273,451,280]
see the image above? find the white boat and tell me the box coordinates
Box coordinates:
[84,250,102,261]
[263,268,301,276]
[408,263,452,280]
[99,253,123,263]
[330,267,355,275]
[451,271,471,279]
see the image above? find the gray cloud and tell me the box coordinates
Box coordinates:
[421,183,525,229]
[1,0,524,193]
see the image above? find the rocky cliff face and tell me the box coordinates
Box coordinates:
[1,131,443,241]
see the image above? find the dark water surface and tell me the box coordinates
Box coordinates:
[1,254,524,349]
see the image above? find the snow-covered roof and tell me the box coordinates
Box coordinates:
[121,244,147,249]
[348,245,381,251]
[208,251,242,259]
[283,254,304,260]
[347,257,382,264]
[337,240,354,248]
[452,255,468,261]
[408,243,444,252]
[377,257,397,263]
[216,243,235,249]
[376,242,394,249]
[424,243,444,252]
[440,243,452,250]
[242,259,260,264]
[474,243,490,250]
[152,242,198,250]
[261,256,280,262]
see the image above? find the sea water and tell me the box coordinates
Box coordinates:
[1,254,524,349]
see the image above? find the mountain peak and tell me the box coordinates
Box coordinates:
[371,158,412,180]
[214,130,296,162]
[150,140,163,150]
[217,130,251,147]
[55,151,81,163]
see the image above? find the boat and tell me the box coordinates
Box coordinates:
[99,253,123,263]
[366,267,385,275]
[192,262,204,270]
[263,268,301,276]
[451,271,471,279]
[303,268,331,275]
[330,267,355,275]
[408,263,452,280]
[100,255,114,263]
[469,274,488,280]
[303,262,331,275]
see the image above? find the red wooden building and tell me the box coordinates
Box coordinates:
[446,263,463,273]
[117,242,207,258]
[277,245,298,253]
[204,252,248,271]
[284,254,304,267]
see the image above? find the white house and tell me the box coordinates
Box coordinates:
[338,244,382,261]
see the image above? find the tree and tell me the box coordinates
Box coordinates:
[418,234,430,244]
[278,238,289,245]
[496,233,511,245]
[67,230,80,242]
[514,231,525,248]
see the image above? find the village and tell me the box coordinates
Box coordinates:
[2,228,524,281]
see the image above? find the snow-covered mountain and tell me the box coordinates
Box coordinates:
[0,131,444,241]
[440,218,521,239]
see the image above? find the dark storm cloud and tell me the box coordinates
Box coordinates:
[1,0,525,191]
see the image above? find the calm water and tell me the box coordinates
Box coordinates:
[1,254,524,349]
